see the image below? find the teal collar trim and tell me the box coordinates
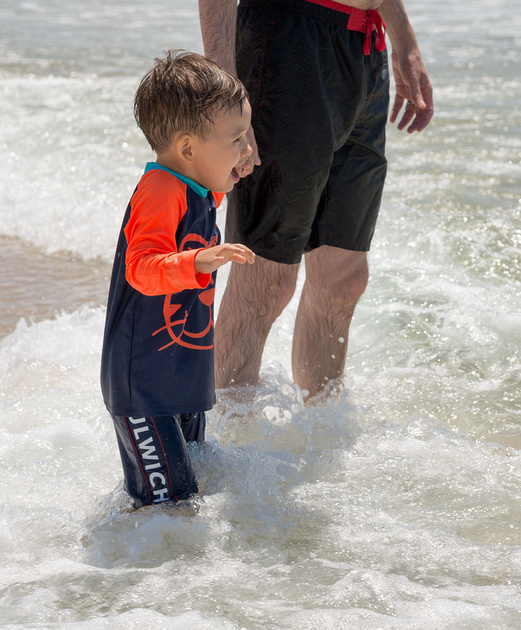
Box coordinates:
[144,162,209,198]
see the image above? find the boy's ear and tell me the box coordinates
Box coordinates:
[177,133,195,162]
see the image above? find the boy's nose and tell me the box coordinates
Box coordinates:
[241,138,252,158]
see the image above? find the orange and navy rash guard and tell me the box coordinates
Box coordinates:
[101,163,224,416]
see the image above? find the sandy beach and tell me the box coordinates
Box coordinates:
[0,235,110,337]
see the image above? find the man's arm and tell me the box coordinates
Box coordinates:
[379,0,433,133]
[198,0,238,75]
[199,0,260,170]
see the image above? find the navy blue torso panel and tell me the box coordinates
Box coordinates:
[101,167,221,416]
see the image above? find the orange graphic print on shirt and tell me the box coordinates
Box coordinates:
[152,231,219,352]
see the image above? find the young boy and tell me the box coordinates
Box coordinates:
[100,50,254,507]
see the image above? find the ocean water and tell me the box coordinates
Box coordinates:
[1,0,521,628]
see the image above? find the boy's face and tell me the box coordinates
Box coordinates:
[190,100,253,193]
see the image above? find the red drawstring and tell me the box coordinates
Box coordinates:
[364,10,386,55]
[347,7,386,55]
[302,0,387,55]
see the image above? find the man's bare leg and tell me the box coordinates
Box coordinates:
[215,255,300,389]
[292,246,369,399]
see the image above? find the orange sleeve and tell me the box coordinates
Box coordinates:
[124,172,211,296]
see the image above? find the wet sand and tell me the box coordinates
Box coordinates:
[0,235,111,338]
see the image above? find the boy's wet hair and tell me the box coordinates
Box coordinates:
[134,50,247,154]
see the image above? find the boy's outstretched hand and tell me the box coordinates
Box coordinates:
[194,243,255,274]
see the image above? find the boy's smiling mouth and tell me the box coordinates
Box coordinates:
[231,166,241,183]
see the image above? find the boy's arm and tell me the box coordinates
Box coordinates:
[379,0,433,133]
[124,180,211,296]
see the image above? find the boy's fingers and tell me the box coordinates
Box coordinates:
[219,243,255,264]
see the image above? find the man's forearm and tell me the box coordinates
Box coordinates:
[379,0,419,52]
[198,0,238,75]
[380,0,433,130]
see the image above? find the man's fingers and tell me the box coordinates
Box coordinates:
[389,95,404,124]
[247,126,261,166]
[398,98,417,130]
[239,126,261,178]
[240,156,255,177]
[391,94,433,133]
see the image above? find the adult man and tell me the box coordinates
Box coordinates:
[199,0,433,400]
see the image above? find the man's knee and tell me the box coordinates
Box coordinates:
[338,255,369,303]
[229,256,299,318]
[304,249,369,313]
[270,266,299,314]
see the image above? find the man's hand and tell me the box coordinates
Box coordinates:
[195,243,255,274]
[199,0,261,177]
[379,0,434,133]
[388,45,434,133]
[237,126,261,177]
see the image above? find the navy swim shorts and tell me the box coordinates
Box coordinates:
[111,412,205,507]
[226,0,390,264]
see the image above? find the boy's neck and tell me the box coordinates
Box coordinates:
[155,155,185,175]
[155,155,205,189]
[146,161,209,198]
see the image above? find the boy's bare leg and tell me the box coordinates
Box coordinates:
[292,247,369,400]
[215,255,300,389]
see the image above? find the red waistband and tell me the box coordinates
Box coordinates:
[302,0,386,54]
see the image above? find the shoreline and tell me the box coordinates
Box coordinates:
[0,235,111,338]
